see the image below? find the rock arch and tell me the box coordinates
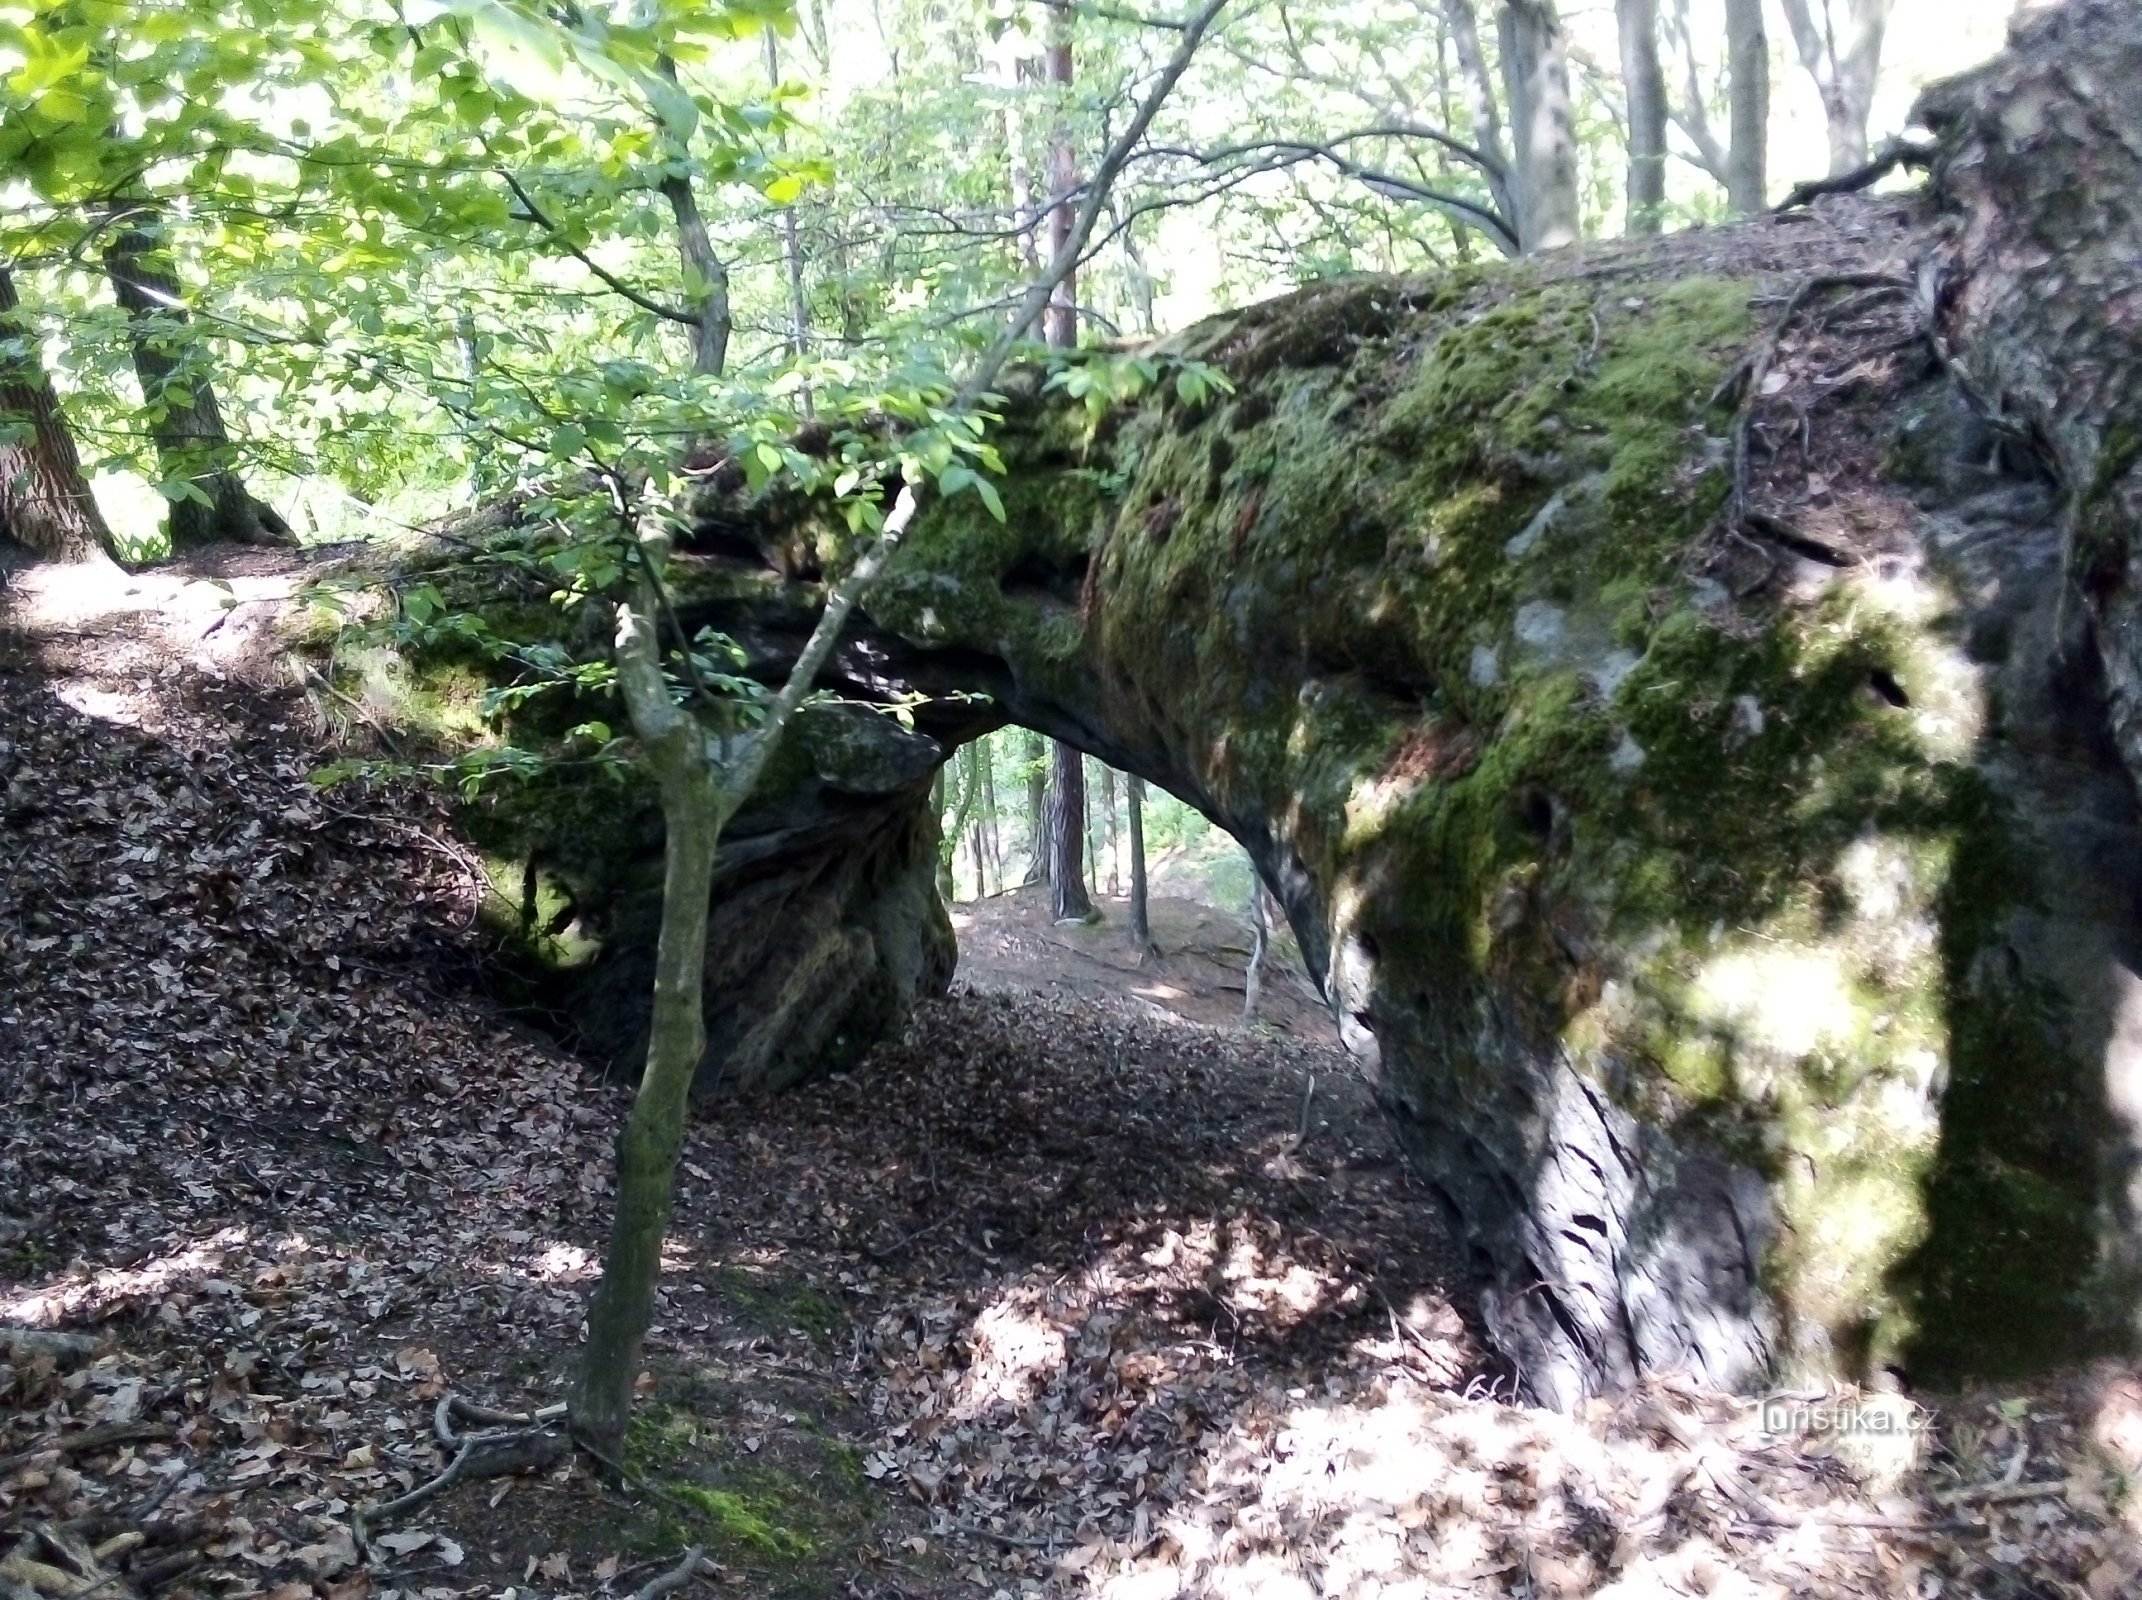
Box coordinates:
[371,3,2142,1409]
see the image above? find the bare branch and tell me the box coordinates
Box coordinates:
[497,169,699,329]
[965,0,1237,396]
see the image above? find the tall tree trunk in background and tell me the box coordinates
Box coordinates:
[763,31,813,403]
[100,209,291,551]
[1024,730,1049,884]
[979,739,1000,893]
[1724,0,1769,211]
[967,742,992,897]
[1241,874,1269,1027]
[1101,765,1119,895]
[1441,0,1519,241]
[1047,740,1094,920]
[1126,775,1153,955]
[1043,0,1078,349]
[1497,1,1581,251]
[662,173,731,378]
[942,746,981,899]
[1617,0,1668,234]
[1040,0,1095,922]
[1777,0,1890,175]
[656,56,732,379]
[0,266,118,564]
[1005,46,1043,275]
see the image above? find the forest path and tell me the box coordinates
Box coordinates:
[3,568,2134,1600]
[947,885,1334,1046]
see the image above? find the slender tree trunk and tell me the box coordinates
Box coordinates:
[0,267,118,564]
[662,174,732,378]
[964,742,989,898]
[979,738,1000,894]
[656,57,733,379]
[1120,215,1157,336]
[1242,873,1269,1027]
[1039,0,1094,921]
[1441,0,1518,235]
[1044,1,1078,349]
[1777,0,1890,176]
[1006,50,1043,275]
[1024,730,1049,884]
[1101,765,1119,895]
[1126,775,1153,954]
[100,208,290,551]
[571,592,723,1464]
[939,750,976,900]
[1084,757,1102,897]
[1617,0,1668,235]
[1047,739,1095,921]
[764,32,813,402]
[1497,0,1582,251]
[1724,0,1769,212]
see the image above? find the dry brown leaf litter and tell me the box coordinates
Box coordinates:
[1,597,2139,1600]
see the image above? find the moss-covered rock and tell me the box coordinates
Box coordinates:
[299,535,967,1098]
[673,209,2141,1404]
[293,10,2142,1402]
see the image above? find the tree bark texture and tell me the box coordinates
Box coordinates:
[570,592,724,1463]
[100,210,290,551]
[0,267,117,564]
[660,174,733,379]
[1497,0,1582,250]
[1101,763,1119,895]
[1440,0,1517,234]
[763,33,813,376]
[1616,0,1668,234]
[1723,0,1769,212]
[1024,729,1049,883]
[1126,774,1152,952]
[1043,1,1078,350]
[1047,736,1094,921]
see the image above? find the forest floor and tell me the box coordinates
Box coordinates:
[4,556,2141,1600]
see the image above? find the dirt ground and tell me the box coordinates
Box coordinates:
[947,886,1334,1046]
[5,556,2142,1600]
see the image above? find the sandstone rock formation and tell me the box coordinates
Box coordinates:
[340,1,2142,1409]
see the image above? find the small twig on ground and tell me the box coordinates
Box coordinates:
[302,668,403,756]
[943,1519,1058,1551]
[629,1547,711,1600]
[863,1216,956,1262]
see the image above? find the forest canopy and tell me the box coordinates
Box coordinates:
[1,0,2010,566]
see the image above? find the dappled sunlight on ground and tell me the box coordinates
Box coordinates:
[0,1227,259,1327]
